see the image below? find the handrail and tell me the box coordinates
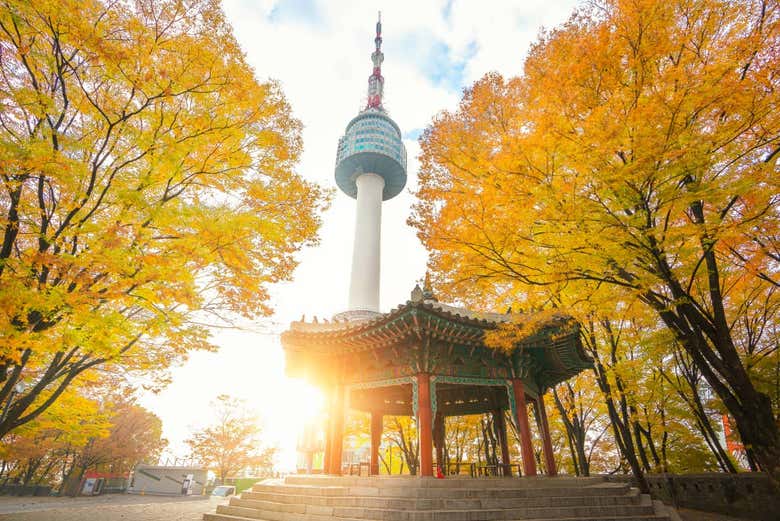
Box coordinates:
[346,462,370,476]
[438,462,521,477]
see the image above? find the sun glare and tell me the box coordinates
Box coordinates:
[260,378,325,471]
[284,379,325,423]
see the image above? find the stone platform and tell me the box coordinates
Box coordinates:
[203,475,680,521]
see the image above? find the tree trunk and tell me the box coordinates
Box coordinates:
[642,210,780,481]
[591,361,649,493]
[553,387,579,475]
[379,450,391,475]
[631,420,652,472]
[660,355,737,473]
[657,303,780,479]
[22,458,42,486]
[66,463,88,497]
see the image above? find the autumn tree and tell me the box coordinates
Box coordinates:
[495,287,724,485]
[186,395,274,483]
[549,373,614,477]
[0,0,327,438]
[0,383,164,496]
[0,383,110,488]
[382,416,419,475]
[442,414,483,474]
[61,398,166,495]
[654,333,737,472]
[91,400,166,474]
[413,0,780,478]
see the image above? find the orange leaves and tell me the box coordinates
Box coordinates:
[186,394,273,480]
[484,309,572,354]
[412,0,780,474]
[414,0,780,309]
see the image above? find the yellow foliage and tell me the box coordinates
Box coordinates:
[0,0,329,437]
[412,0,780,475]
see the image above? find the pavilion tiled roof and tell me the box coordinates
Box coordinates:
[285,297,586,356]
[289,300,519,334]
[283,296,593,392]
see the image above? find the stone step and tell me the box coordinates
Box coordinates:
[216,505,349,521]
[203,513,669,521]
[205,514,358,521]
[217,500,657,521]
[209,507,669,521]
[283,477,607,489]
[252,485,349,497]
[204,515,670,521]
[348,505,656,521]
[518,518,670,521]
[203,477,673,521]
[250,483,632,499]
[204,515,258,521]
[239,489,641,509]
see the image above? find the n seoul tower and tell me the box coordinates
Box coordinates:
[334,13,407,320]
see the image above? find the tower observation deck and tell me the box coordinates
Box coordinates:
[335,13,407,319]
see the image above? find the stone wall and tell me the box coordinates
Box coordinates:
[0,485,52,496]
[606,472,777,520]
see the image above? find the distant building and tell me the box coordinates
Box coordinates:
[127,464,207,496]
[80,471,128,495]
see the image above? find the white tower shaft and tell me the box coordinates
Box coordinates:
[348,173,385,312]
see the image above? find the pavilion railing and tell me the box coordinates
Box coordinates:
[475,463,521,477]
[440,462,521,477]
[344,461,521,477]
[346,462,370,477]
[441,462,476,476]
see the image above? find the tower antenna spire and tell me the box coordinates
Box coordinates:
[366,11,384,110]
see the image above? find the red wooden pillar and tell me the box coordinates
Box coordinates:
[322,387,334,474]
[537,394,557,476]
[370,411,383,475]
[304,451,314,474]
[511,379,537,477]
[329,385,345,475]
[433,411,445,474]
[494,408,512,476]
[417,373,434,477]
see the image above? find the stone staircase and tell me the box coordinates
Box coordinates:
[203,475,678,521]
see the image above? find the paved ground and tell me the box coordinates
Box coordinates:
[0,495,756,521]
[0,495,224,521]
[677,508,755,521]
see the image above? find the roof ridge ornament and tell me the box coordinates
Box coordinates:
[422,272,437,302]
[410,283,423,303]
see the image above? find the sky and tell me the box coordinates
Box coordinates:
[138,0,581,470]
